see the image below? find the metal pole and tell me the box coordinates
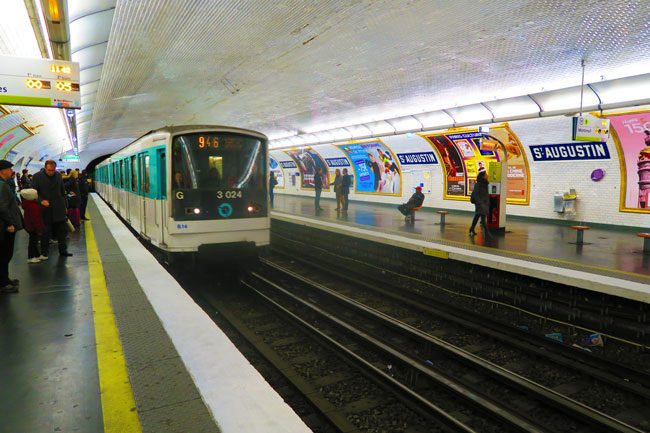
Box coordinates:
[579,59,586,116]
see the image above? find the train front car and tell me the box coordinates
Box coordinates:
[168,128,269,257]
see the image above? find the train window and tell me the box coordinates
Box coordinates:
[142,154,150,194]
[171,132,265,191]
[120,160,125,189]
[131,155,137,192]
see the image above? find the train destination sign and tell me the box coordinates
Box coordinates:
[0,55,81,109]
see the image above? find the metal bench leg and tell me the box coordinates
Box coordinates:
[440,214,446,225]
[576,230,584,245]
[644,238,650,255]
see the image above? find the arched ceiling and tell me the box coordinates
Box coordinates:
[3,0,650,166]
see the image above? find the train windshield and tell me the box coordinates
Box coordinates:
[172,132,265,190]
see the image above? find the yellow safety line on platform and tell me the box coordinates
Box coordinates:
[85,214,142,433]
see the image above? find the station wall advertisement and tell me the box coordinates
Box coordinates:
[422,124,530,204]
[0,124,33,159]
[269,156,285,188]
[284,148,331,190]
[605,110,650,213]
[335,140,402,196]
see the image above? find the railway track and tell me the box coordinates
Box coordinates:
[244,258,646,433]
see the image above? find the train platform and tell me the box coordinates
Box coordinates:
[0,194,311,433]
[271,194,650,304]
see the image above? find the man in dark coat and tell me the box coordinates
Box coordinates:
[314,167,324,211]
[31,160,72,257]
[0,160,23,293]
[469,170,490,236]
[341,168,351,211]
[398,186,425,218]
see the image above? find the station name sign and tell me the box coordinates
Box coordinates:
[279,160,297,169]
[325,157,350,167]
[397,151,438,165]
[529,142,610,162]
[0,55,81,109]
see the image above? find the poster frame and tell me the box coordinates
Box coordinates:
[598,108,650,214]
[420,123,530,205]
[335,138,403,197]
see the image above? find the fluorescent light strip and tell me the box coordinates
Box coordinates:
[33,0,53,59]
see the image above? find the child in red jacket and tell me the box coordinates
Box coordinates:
[20,188,45,263]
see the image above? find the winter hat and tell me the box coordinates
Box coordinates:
[20,188,38,201]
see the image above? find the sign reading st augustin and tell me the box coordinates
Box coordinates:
[529,142,610,162]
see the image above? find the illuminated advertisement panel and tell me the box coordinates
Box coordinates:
[423,124,529,204]
[605,110,650,213]
[269,157,285,188]
[284,148,330,190]
[335,140,402,196]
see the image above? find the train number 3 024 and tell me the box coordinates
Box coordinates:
[216,190,242,199]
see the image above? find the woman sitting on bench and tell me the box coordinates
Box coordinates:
[398,186,425,218]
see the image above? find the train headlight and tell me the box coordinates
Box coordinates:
[247,204,261,214]
[193,208,201,215]
[247,205,254,212]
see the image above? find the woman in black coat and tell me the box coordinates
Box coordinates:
[469,170,490,236]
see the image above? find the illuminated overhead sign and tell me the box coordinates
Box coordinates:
[572,115,610,142]
[0,55,81,109]
[62,154,81,162]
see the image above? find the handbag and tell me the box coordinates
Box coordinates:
[65,218,75,233]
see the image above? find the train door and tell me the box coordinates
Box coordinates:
[157,149,167,246]
[140,154,149,237]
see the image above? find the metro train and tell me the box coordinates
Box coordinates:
[94,125,270,259]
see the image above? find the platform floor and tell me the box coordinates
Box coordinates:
[0,198,219,433]
[272,194,650,286]
[1,194,312,433]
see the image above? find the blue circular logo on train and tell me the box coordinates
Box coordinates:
[218,203,233,218]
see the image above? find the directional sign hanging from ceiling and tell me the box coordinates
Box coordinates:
[0,55,81,109]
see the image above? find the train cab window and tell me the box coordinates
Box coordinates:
[171,132,265,191]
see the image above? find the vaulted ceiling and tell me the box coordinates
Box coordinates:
[3,0,650,166]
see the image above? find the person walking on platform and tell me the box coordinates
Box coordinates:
[314,167,324,211]
[269,172,277,208]
[342,168,351,211]
[398,186,425,219]
[20,188,45,263]
[79,170,90,221]
[0,160,23,293]
[469,170,490,237]
[31,160,72,258]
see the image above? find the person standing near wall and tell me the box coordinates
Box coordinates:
[269,172,277,208]
[469,170,490,237]
[0,160,23,293]
[314,167,324,211]
[333,169,343,210]
[79,169,90,221]
[341,168,351,211]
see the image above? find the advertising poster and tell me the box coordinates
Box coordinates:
[0,125,32,159]
[423,125,529,204]
[269,157,285,188]
[284,148,330,190]
[335,140,402,195]
[605,110,650,212]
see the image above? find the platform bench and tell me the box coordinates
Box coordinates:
[435,211,449,225]
[570,225,590,245]
[638,233,650,255]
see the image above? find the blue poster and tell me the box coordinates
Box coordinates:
[336,141,401,195]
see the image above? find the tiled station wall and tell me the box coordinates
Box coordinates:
[272,108,649,228]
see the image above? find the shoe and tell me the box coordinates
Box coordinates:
[60,252,73,257]
[9,278,19,285]
[335,207,340,210]
[80,218,90,221]
[0,284,18,294]
[39,255,48,260]
[469,230,477,236]
[28,258,40,264]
